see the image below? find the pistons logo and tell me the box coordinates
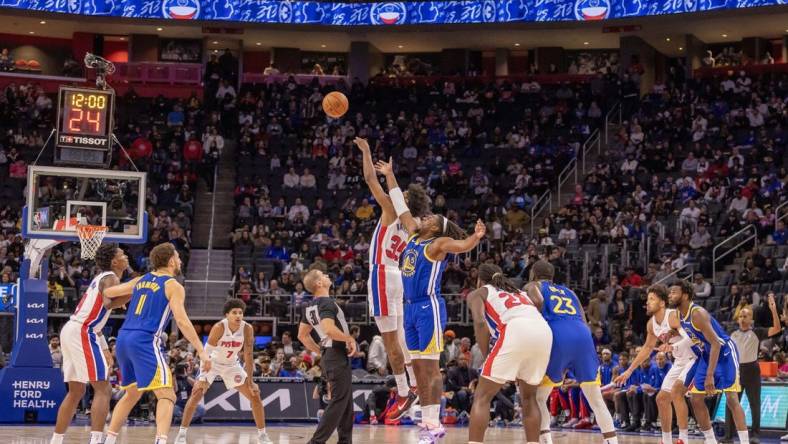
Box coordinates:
[574,0,610,21]
[162,0,200,20]
[234,374,243,384]
[370,2,407,25]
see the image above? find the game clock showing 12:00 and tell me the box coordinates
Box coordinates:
[56,87,114,150]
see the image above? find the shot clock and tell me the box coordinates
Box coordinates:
[55,86,115,165]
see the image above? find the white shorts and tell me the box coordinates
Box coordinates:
[660,358,697,392]
[481,316,552,385]
[368,265,403,325]
[198,362,247,390]
[60,320,109,383]
[374,313,404,334]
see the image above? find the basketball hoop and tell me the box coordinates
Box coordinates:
[76,225,108,260]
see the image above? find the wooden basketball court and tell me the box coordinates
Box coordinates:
[0,424,679,443]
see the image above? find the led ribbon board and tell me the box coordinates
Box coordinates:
[0,0,783,25]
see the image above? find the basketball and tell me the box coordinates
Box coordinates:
[322,91,349,118]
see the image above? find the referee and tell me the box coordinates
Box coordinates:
[297,269,357,444]
[723,293,782,444]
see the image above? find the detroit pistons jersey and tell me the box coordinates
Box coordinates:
[121,273,173,334]
[483,284,542,341]
[680,302,732,357]
[651,308,698,362]
[369,218,408,269]
[70,271,115,333]
[212,319,246,366]
[400,236,446,303]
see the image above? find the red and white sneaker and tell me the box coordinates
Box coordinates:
[573,418,593,429]
[387,389,418,421]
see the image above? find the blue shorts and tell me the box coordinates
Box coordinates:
[542,320,600,386]
[404,297,446,356]
[687,339,740,394]
[116,329,172,391]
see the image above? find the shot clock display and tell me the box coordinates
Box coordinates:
[56,86,114,151]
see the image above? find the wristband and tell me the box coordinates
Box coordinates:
[390,187,409,217]
[98,335,109,352]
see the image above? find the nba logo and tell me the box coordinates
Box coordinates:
[574,0,610,20]
[370,3,407,25]
[162,0,200,20]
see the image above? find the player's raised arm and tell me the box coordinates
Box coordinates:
[429,219,486,259]
[690,307,721,393]
[467,286,490,357]
[103,276,143,299]
[167,280,211,372]
[374,157,419,234]
[614,320,658,384]
[355,137,396,223]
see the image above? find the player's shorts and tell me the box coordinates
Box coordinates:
[482,316,552,385]
[404,296,446,357]
[660,357,697,392]
[687,339,740,394]
[198,362,247,390]
[542,319,600,387]
[368,265,403,320]
[60,320,109,383]
[116,329,172,391]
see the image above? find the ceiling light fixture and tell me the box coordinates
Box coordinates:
[397,45,404,49]
[255,42,262,46]
[28,31,34,34]
[321,44,326,48]
[212,41,218,44]
[156,27,163,31]
[721,33,728,37]
[679,47,684,51]
[583,41,589,45]
[665,37,670,42]
[39,20,46,24]
[514,43,520,47]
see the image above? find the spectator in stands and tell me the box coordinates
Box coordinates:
[446,355,477,415]
[693,273,711,299]
[769,220,788,245]
[288,198,310,222]
[49,335,62,368]
[300,168,317,189]
[283,167,300,189]
[689,224,712,251]
[354,199,374,222]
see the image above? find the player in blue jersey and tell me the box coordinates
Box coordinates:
[669,281,749,444]
[376,158,485,444]
[101,243,211,444]
[526,260,618,444]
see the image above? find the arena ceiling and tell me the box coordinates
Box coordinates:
[1,6,787,56]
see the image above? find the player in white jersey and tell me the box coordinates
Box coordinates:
[176,299,273,444]
[355,137,431,419]
[467,264,552,444]
[614,284,697,444]
[51,244,130,444]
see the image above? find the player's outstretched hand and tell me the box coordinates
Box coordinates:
[767,292,777,311]
[353,137,370,152]
[199,352,212,373]
[613,370,631,386]
[474,219,486,240]
[347,339,357,357]
[374,157,394,176]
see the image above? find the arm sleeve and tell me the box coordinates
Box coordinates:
[318,298,337,321]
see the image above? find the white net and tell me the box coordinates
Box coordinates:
[76,225,108,260]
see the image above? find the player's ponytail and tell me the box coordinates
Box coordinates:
[478,263,520,294]
[439,215,467,240]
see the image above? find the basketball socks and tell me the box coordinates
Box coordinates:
[49,433,64,444]
[539,433,553,444]
[394,373,409,397]
[104,432,117,444]
[423,404,440,427]
[89,431,104,444]
[737,430,750,444]
[679,429,689,443]
[176,427,188,442]
[154,434,167,444]
[701,428,718,444]
[406,365,416,386]
[661,432,672,444]
[603,437,618,444]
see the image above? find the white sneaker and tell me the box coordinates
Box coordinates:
[258,431,274,444]
[175,431,188,444]
[780,433,788,441]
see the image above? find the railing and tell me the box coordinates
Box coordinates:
[580,129,601,177]
[242,73,348,86]
[712,224,758,283]
[111,62,202,85]
[530,190,551,238]
[604,101,622,146]
[654,263,694,286]
[555,157,578,207]
[776,200,788,225]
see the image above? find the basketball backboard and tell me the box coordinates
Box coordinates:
[22,165,148,244]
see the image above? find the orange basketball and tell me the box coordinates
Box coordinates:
[322,91,349,118]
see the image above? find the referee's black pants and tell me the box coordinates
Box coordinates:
[724,361,760,438]
[308,347,354,444]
